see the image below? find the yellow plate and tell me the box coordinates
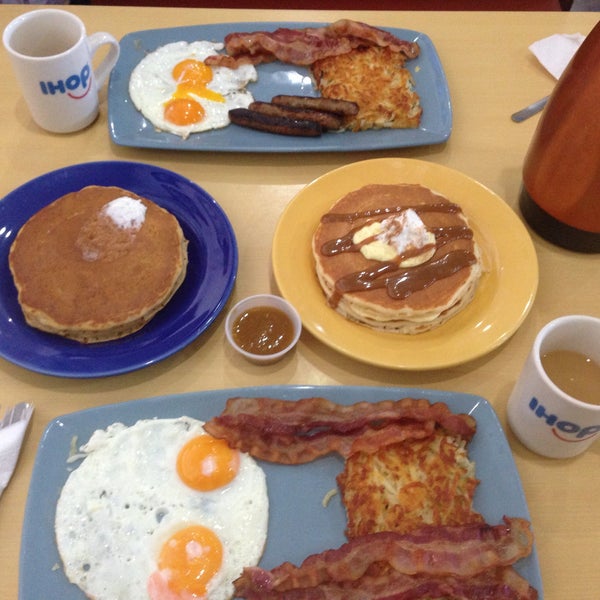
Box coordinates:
[272,158,538,370]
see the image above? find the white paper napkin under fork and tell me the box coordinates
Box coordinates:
[529,33,586,80]
[0,403,34,498]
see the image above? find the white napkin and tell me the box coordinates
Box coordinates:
[0,406,34,497]
[529,33,585,80]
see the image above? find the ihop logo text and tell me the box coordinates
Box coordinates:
[39,64,92,100]
[529,397,600,443]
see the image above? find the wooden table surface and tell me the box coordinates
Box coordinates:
[0,5,598,599]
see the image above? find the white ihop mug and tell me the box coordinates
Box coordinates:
[2,9,120,133]
[507,315,600,459]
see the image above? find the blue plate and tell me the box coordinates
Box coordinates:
[108,22,452,152]
[20,385,543,599]
[0,161,237,378]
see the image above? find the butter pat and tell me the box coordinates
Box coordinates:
[355,209,436,266]
[102,196,147,231]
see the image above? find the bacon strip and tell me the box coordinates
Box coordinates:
[235,518,535,598]
[237,518,534,591]
[205,20,420,68]
[204,397,476,464]
[328,19,421,57]
[235,567,538,600]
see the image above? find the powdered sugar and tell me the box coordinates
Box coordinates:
[102,196,147,230]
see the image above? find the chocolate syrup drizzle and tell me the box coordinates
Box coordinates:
[319,203,477,307]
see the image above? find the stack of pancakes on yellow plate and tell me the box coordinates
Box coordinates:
[9,185,188,343]
[311,183,482,334]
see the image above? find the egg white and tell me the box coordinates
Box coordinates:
[129,41,257,138]
[55,417,268,600]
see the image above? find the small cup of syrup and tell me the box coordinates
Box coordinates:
[225,294,302,364]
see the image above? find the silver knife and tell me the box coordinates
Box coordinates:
[511,96,550,123]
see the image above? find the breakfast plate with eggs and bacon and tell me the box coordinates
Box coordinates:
[19,385,542,600]
[107,21,452,152]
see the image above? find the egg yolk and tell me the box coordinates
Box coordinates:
[159,525,223,596]
[163,59,225,126]
[177,435,240,491]
[163,97,205,127]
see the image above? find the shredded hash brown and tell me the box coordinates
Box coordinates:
[311,45,422,131]
[338,431,483,538]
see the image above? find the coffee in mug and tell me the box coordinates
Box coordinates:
[2,9,120,133]
[541,349,600,406]
[507,315,600,458]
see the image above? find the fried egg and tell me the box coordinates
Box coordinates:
[129,41,257,138]
[55,417,268,600]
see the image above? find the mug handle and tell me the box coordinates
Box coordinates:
[87,32,120,89]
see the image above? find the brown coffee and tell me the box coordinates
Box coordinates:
[541,349,600,405]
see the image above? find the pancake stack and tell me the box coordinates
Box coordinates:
[312,183,482,334]
[9,185,188,343]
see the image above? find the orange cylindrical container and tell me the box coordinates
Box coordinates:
[520,20,600,253]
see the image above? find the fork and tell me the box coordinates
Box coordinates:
[0,402,34,430]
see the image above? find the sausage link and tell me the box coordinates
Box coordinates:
[271,95,359,117]
[228,108,323,137]
[249,101,344,131]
